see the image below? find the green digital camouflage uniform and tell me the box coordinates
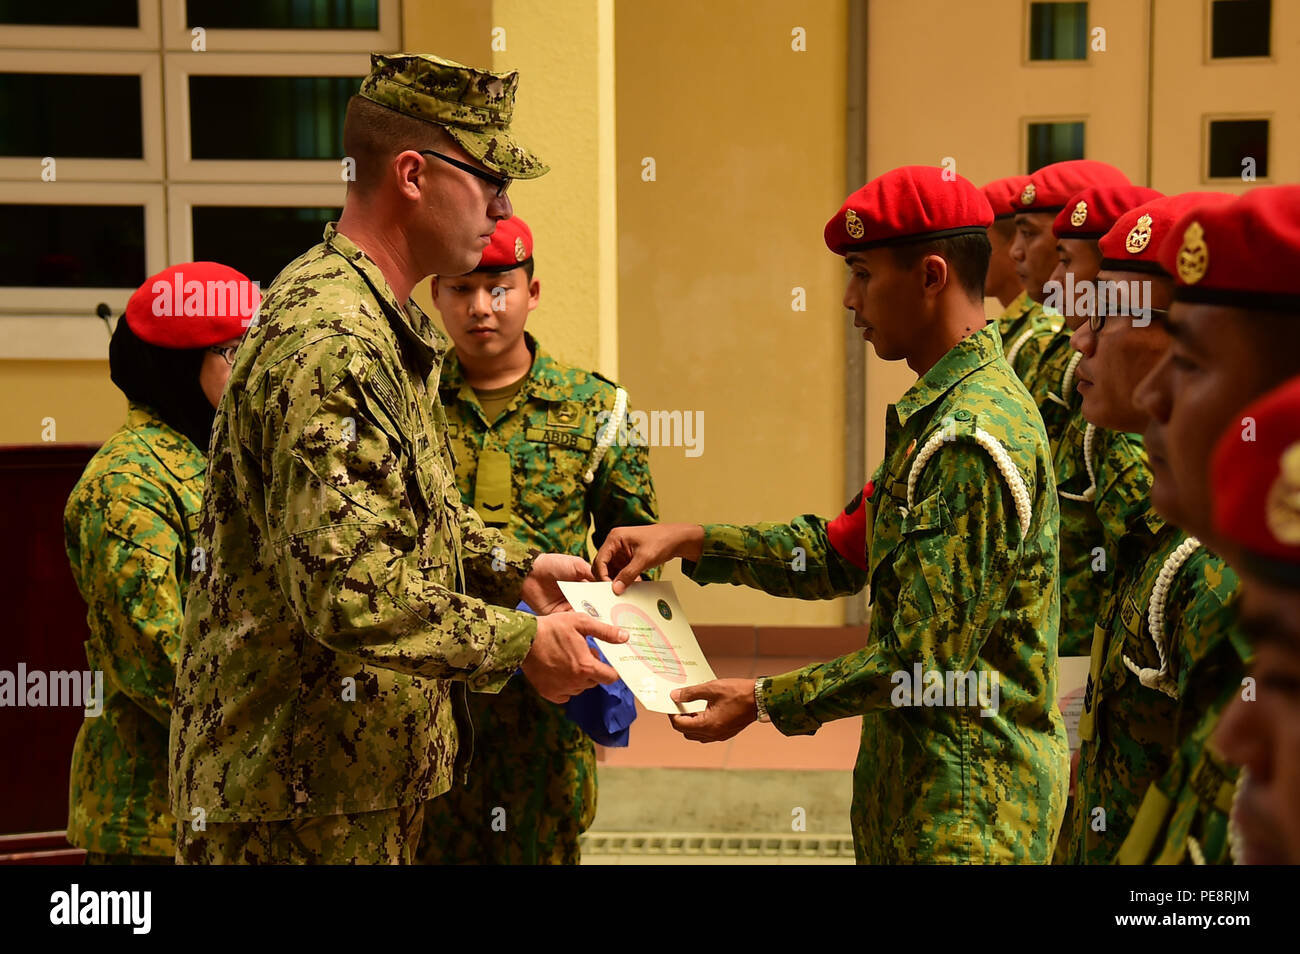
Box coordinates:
[1054,417,1151,657]
[418,333,658,864]
[991,290,1051,382]
[686,324,1069,864]
[64,403,203,860]
[1020,324,1078,459]
[170,225,541,864]
[1071,497,1247,864]
[1050,418,1151,862]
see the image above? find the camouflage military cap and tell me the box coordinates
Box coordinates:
[359,53,549,179]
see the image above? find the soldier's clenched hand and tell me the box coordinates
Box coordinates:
[522,613,628,704]
[593,523,705,594]
[668,679,758,742]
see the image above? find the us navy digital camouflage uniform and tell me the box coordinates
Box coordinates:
[1071,491,1247,864]
[418,333,658,864]
[64,403,202,861]
[685,324,1069,863]
[170,225,541,864]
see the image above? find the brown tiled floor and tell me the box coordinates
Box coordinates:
[601,655,860,771]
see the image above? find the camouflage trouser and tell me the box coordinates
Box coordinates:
[417,675,596,865]
[1053,796,1075,864]
[84,851,174,865]
[175,803,425,865]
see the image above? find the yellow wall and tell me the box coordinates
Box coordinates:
[615,0,852,625]
[0,361,125,445]
[1151,0,1297,193]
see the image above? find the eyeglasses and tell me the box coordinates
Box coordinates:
[1089,307,1170,333]
[418,150,511,197]
[208,344,239,366]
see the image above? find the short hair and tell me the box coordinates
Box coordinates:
[342,95,454,195]
[889,232,992,302]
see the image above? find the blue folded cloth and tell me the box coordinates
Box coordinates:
[516,602,636,747]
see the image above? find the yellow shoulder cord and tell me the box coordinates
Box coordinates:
[1123,536,1202,699]
[1046,350,1083,409]
[583,386,627,484]
[1060,422,1098,502]
[905,427,1033,540]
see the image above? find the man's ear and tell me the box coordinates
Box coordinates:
[430,276,440,300]
[922,254,949,297]
[393,150,424,201]
[528,278,541,310]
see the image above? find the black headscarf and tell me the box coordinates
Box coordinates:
[108,317,216,455]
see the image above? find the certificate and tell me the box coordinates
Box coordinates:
[556,581,717,714]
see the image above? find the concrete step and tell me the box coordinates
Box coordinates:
[588,766,852,835]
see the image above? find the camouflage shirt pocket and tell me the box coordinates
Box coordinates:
[892,491,963,627]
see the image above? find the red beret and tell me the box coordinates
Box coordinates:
[1053,185,1163,240]
[825,165,993,256]
[476,215,533,273]
[1098,192,1237,275]
[1013,160,1131,215]
[1212,373,1300,585]
[1159,185,1300,313]
[982,175,1031,221]
[124,262,259,349]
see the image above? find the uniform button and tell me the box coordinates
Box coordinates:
[955,410,972,421]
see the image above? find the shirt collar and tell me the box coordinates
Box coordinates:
[323,223,446,370]
[124,402,206,481]
[998,290,1030,321]
[893,322,1004,428]
[439,332,570,402]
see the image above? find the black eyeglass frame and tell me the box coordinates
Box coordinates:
[418,150,511,197]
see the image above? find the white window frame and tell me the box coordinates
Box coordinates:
[0,50,165,182]
[162,0,400,53]
[163,51,370,183]
[0,181,166,359]
[0,1,160,51]
[166,182,346,266]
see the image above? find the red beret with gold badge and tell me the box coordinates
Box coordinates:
[475,215,533,273]
[1013,159,1131,215]
[123,261,259,349]
[1159,185,1300,313]
[825,165,993,256]
[982,175,1031,222]
[1212,373,1300,585]
[1099,192,1237,275]
[1053,185,1163,240]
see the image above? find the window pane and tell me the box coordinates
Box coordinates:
[1027,121,1085,172]
[1029,2,1088,61]
[0,0,137,27]
[188,76,355,160]
[185,0,379,30]
[191,206,339,288]
[1208,119,1268,178]
[1212,0,1270,58]
[0,74,142,159]
[0,204,146,288]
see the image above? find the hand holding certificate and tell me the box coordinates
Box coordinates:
[556,581,716,713]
